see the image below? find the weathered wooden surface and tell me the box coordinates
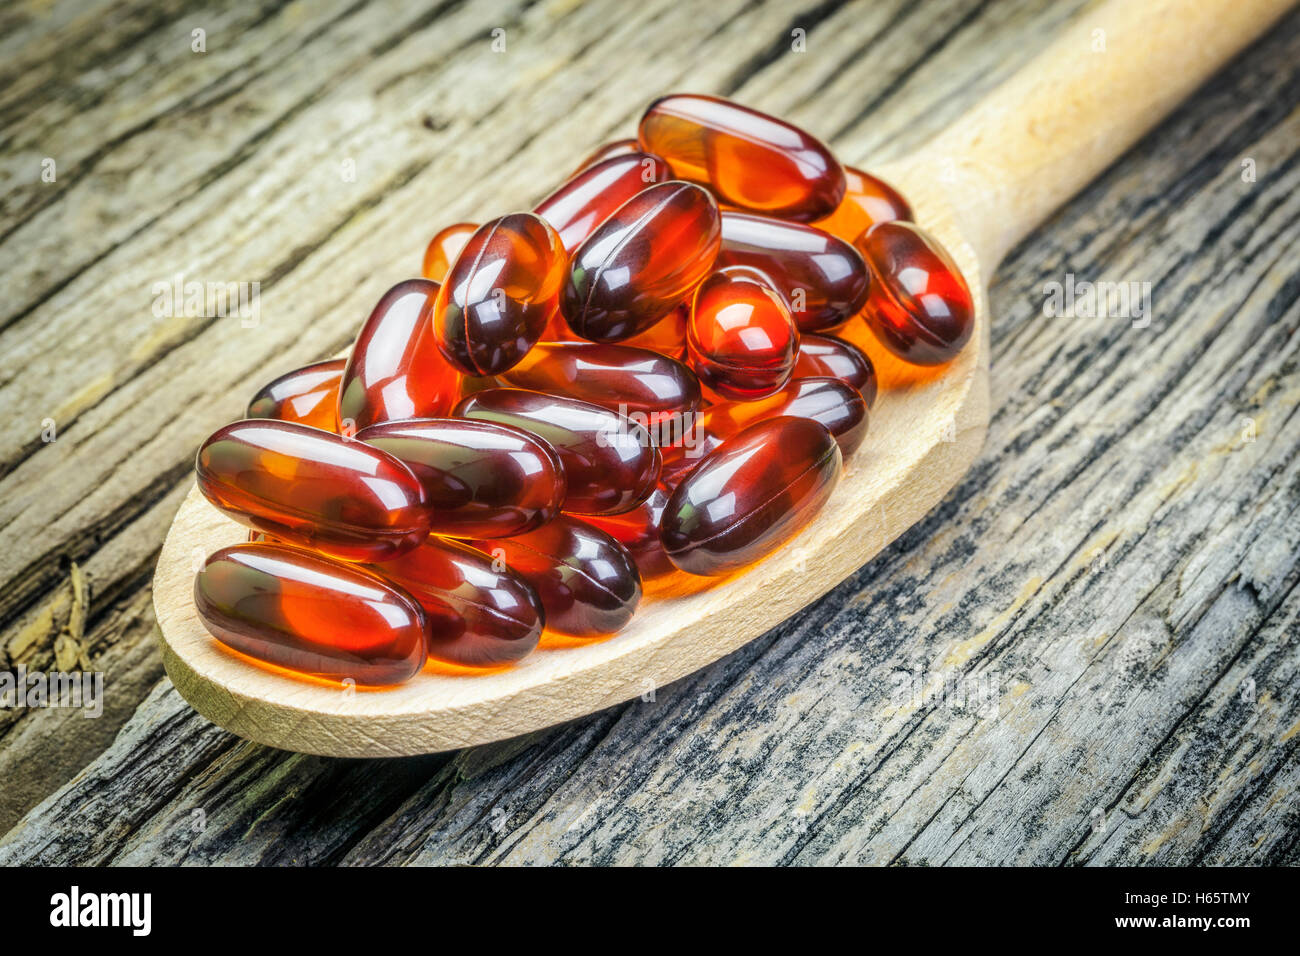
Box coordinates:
[1,0,1297,864]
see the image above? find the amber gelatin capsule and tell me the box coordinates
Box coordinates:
[855,221,974,365]
[573,138,642,173]
[195,543,428,685]
[638,94,845,222]
[196,420,430,562]
[811,166,912,243]
[660,416,842,576]
[247,359,345,432]
[339,279,459,432]
[535,151,671,252]
[472,517,641,638]
[357,418,564,539]
[374,537,544,667]
[455,388,660,516]
[689,268,798,401]
[701,377,868,456]
[498,341,701,433]
[717,212,869,332]
[582,484,675,581]
[561,181,721,342]
[794,333,878,407]
[422,222,477,282]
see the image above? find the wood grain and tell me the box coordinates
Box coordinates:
[1,0,1297,863]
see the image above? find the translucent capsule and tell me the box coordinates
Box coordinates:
[621,302,688,359]
[356,418,565,539]
[811,166,912,243]
[339,279,460,432]
[455,388,660,516]
[561,181,721,342]
[688,268,798,401]
[535,151,671,252]
[472,516,641,638]
[373,537,544,667]
[794,333,878,407]
[574,138,643,173]
[432,213,566,376]
[581,484,675,581]
[717,212,869,332]
[855,221,974,365]
[700,377,868,456]
[660,417,842,576]
[498,341,701,435]
[196,420,430,562]
[195,543,428,685]
[422,222,477,282]
[638,94,846,222]
[247,359,345,432]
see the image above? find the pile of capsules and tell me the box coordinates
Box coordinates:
[192,93,974,686]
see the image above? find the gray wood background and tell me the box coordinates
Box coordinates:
[1,0,1297,865]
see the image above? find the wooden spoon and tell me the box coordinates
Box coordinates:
[154,0,1293,756]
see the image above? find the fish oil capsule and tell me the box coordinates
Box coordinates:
[621,302,688,359]
[701,377,868,456]
[339,279,460,432]
[196,420,431,562]
[561,181,721,342]
[535,151,671,252]
[660,416,841,575]
[247,359,345,432]
[195,543,428,685]
[455,388,660,515]
[422,222,477,282]
[638,94,845,222]
[357,418,565,539]
[573,138,643,173]
[432,213,566,376]
[472,517,641,637]
[855,221,974,365]
[581,484,675,581]
[498,341,701,434]
[717,212,869,332]
[688,268,799,401]
[373,537,544,667]
[794,333,878,407]
[811,166,912,243]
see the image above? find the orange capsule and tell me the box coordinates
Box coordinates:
[700,377,868,456]
[421,222,477,282]
[498,341,701,435]
[794,333,878,407]
[339,279,460,433]
[688,268,799,401]
[811,166,912,243]
[581,484,675,581]
[195,543,428,686]
[247,359,345,432]
[196,420,431,562]
[621,302,688,359]
[535,151,671,252]
[455,388,660,516]
[561,181,721,342]
[573,138,643,173]
[660,417,841,576]
[718,212,869,332]
[855,221,974,365]
[373,537,544,667]
[357,418,565,539]
[472,517,641,637]
[433,213,566,376]
[638,94,846,222]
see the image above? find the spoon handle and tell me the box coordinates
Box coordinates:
[906,0,1294,269]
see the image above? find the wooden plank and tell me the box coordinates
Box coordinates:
[1,0,1297,863]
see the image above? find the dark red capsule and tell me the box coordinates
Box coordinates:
[247,359,345,432]
[703,377,869,456]
[717,212,869,333]
[196,420,431,562]
[356,418,565,539]
[581,484,675,581]
[454,388,660,516]
[195,543,428,686]
[339,279,460,433]
[561,181,721,342]
[688,268,799,401]
[373,537,544,668]
[472,517,641,638]
[794,333,878,407]
[535,151,671,252]
[432,213,566,376]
